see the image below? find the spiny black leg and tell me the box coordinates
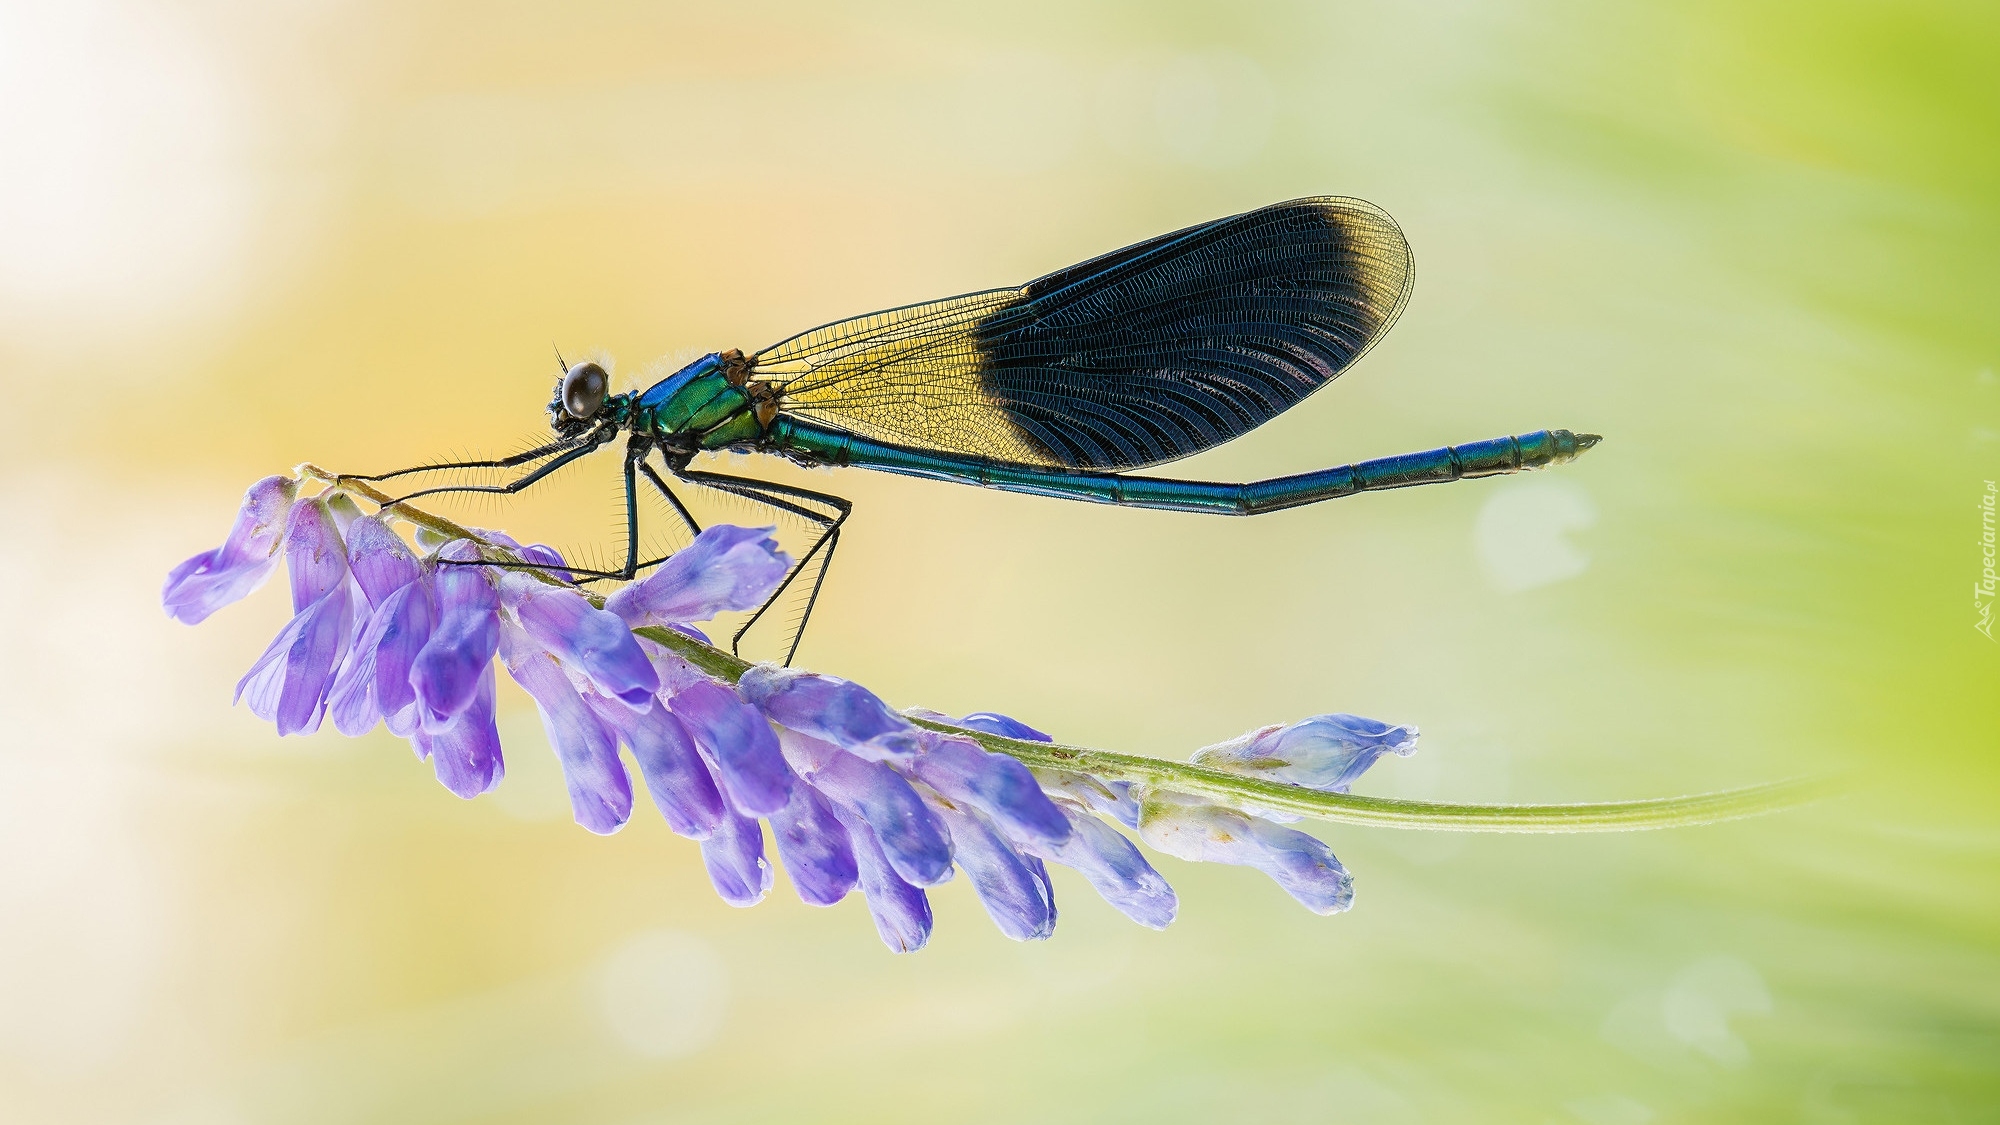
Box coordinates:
[612,438,649,581]
[438,437,651,583]
[640,456,702,540]
[768,519,843,667]
[385,428,613,506]
[436,440,702,583]
[676,469,853,523]
[676,467,852,665]
[350,436,582,484]
[438,556,672,583]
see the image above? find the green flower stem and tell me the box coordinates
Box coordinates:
[299,462,1825,834]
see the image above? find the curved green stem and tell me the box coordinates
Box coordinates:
[299,463,1827,834]
[628,622,1829,833]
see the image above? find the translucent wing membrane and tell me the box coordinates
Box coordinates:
[752,197,1414,471]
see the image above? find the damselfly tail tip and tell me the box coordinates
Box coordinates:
[1576,432,1603,452]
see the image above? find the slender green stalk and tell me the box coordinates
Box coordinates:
[299,462,1826,834]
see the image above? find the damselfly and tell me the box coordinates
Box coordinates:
[351,197,1600,662]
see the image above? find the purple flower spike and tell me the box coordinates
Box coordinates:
[343,515,421,608]
[176,469,1434,944]
[1192,713,1419,794]
[1020,803,1177,930]
[701,812,772,907]
[503,574,659,708]
[410,550,499,730]
[164,474,301,625]
[929,798,1055,941]
[668,680,792,817]
[1137,791,1353,915]
[909,736,1071,847]
[500,625,633,835]
[768,779,859,907]
[831,804,932,953]
[414,662,504,797]
[582,693,724,839]
[740,665,923,762]
[778,729,954,887]
[605,524,790,627]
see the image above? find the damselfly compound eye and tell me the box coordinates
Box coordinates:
[561,361,609,419]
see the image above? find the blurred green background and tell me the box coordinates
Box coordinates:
[2,0,1996,1121]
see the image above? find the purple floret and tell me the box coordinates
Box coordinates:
[500,622,633,835]
[163,475,299,624]
[768,779,860,907]
[701,812,773,907]
[234,498,354,736]
[605,524,789,628]
[670,679,793,818]
[409,543,500,731]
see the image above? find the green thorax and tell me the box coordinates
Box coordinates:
[632,350,776,450]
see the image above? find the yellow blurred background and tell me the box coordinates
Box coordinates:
[2,1,1995,1121]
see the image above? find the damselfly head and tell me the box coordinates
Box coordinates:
[559,361,610,420]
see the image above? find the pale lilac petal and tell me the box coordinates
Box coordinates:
[1018,803,1177,930]
[516,541,574,583]
[907,735,1070,846]
[776,728,952,887]
[414,662,504,797]
[1025,855,1057,930]
[605,524,789,626]
[371,580,436,737]
[830,803,930,953]
[701,812,772,907]
[499,625,632,834]
[1034,769,1141,829]
[410,562,498,731]
[636,637,715,697]
[283,497,349,612]
[326,565,435,737]
[739,665,922,762]
[1137,791,1353,914]
[768,779,858,906]
[234,585,353,736]
[929,798,1054,941]
[953,711,1052,742]
[463,526,564,574]
[1192,713,1419,793]
[163,475,300,624]
[502,574,658,707]
[343,515,421,608]
[323,492,364,534]
[582,692,724,839]
[667,680,790,817]
[326,607,387,736]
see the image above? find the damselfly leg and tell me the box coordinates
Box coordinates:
[674,466,852,665]
[345,436,588,485]
[348,429,847,662]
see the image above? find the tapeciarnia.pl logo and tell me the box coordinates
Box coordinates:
[1978,480,1997,641]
